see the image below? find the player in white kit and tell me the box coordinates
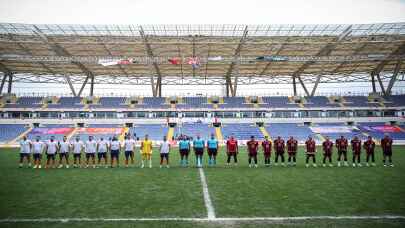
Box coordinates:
[159,136,170,168]
[97,137,109,168]
[85,135,97,168]
[19,136,32,168]
[45,136,58,168]
[72,136,83,168]
[58,136,70,168]
[110,136,121,168]
[123,135,136,167]
[32,136,44,169]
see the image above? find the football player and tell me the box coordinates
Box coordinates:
[351,136,362,167]
[305,136,317,167]
[247,135,259,168]
[381,134,394,167]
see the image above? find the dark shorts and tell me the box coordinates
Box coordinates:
[248,153,257,157]
[208,148,217,156]
[194,148,204,155]
[59,153,69,159]
[111,150,119,159]
[124,150,133,159]
[20,153,31,159]
[227,152,237,156]
[180,149,189,156]
[276,151,285,154]
[160,153,169,159]
[306,153,315,157]
[264,152,271,158]
[323,152,332,157]
[86,153,95,159]
[73,153,81,159]
[98,152,107,159]
[288,151,297,156]
[46,154,55,160]
[33,154,42,160]
[338,150,347,154]
[383,150,392,156]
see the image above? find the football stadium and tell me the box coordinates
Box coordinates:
[1,1,405,227]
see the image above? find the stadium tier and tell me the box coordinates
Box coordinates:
[175,123,216,140]
[0,124,28,142]
[1,121,405,144]
[265,123,314,142]
[90,97,127,108]
[129,124,168,140]
[1,95,405,110]
[222,123,264,140]
[47,97,84,109]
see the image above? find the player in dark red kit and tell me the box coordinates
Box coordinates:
[351,136,362,167]
[305,136,317,167]
[247,136,259,168]
[363,136,376,167]
[287,136,298,166]
[336,135,349,167]
[261,136,272,167]
[381,134,394,167]
[226,135,238,166]
[273,136,285,166]
[322,136,333,167]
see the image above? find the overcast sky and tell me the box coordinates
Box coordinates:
[0,0,405,25]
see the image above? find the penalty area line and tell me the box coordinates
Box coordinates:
[1,215,405,223]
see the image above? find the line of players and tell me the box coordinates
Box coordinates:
[18,133,394,168]
[248,134,394,168]
[18,134,157,169]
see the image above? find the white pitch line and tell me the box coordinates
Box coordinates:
[1,215,405,223]
[198,167,216,219]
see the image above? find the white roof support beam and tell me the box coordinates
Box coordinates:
[291,25,352,96]
[375,73,386,96]
[32,25,96,96]
[140,26,162,97]
[310,75,322,96]
[224,26,248,97]
[386,61,402,95]
[77,75,91,97]
[64,75,77,97]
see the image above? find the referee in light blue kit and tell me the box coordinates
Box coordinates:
[207,133,219,166]
[193,134,205,168]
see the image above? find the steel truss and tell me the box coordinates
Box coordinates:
[6,72,403,85]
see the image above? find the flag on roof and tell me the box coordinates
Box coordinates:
[187,57,200,69]
[256,56,289,62]
[98,58,137,66]
[168,58,181,65]
[208,56,223,61]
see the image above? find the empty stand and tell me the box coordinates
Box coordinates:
[222,123,263,140]
[0,124,28,143]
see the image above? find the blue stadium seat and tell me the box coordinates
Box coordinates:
[222,123,263,140]
[0,124,27,142]
[129,124,168,140]
[174,123,215,140]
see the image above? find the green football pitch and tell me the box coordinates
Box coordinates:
[0,146,405,228]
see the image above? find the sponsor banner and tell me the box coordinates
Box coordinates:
[77,128,124,135]
[31,128,73,135]
[362,125,402,133]
[309,126,355,134]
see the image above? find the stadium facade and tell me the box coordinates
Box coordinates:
[0,23,404,145]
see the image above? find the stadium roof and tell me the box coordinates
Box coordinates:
[0,23,405,97]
